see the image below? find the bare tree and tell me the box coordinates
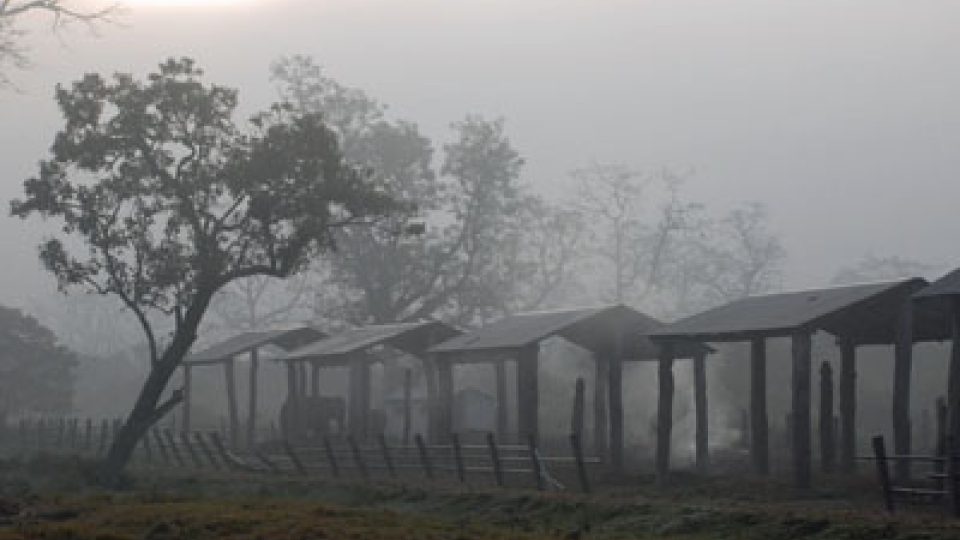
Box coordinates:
[0,0,119,86]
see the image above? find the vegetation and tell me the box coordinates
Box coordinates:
[0,306,76,417]
[9,57,398,480]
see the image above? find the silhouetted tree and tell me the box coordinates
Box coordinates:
[0,305,76,417]
[10,58,397,479]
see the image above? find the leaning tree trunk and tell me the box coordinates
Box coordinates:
[99,299,209,484]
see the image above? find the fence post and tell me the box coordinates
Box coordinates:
[487,432,503,487]
[949,435,960,518]
[56,417,66,450]
[141,431,153,465]
[415,433,433,479]
[570,432,590,494]
[937,397,947,491]
[322,436,340,478]
[84,419,93,453]
[871,435,894,514]
[17,419,26,453]
[528,434,544,491]
[151,428,171,465]
[348,435,368,480]
[69,418,79,450]
[378,434,396,478]
[98,419,110,457]
[452,433,466,484]
[162,429,186,467]
[254,449,281,476]
[194,432,220,470]
[179,431,204,468]
[283,439,306,475]
[208,432,236,472]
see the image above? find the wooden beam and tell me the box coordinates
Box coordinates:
[820,361,835,473]
[402,368,412,446]
[246,348,259,449]
[224,359,239,450]
[437,359,454,443]
[348,358,371,441]
[284,361,300,440]
[948,297,960,454]
[424,357,439,443]
[182,364,193,435]
[893,299,914,482]
[656,342,675,484]
[594,354,609,459]
[517,343,540,445]
[693,352,709,473]
[298,362,308,401]
[495,360,508,440]
[311,361,320,397]
[838,336,857,473]
[791,330,813,489]
[750,337,769,475]
[609,345,624,472]
[572,377,586,438]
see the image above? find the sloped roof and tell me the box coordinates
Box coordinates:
[915,267,960,299]
[186,325,327,365]
[280,320,460,363]
[650,278,946,344]
[430,305,709,360]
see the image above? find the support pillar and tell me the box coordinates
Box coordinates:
[224,359,239,449]
[594,354,609,459]
[750,337,769,475]
[437,360,454,442]
[893,300,914,482]
[495,360,508,440]
[311,361,320,397]
[839,336,857,473]
[246,349,259,449]
[656,342,675,484]
[693,351,709,473]
[820,361,835,473]
[947,298,960,454]
[608,349,624,472]
[348,358,371,441]
[284,361,300,440]
[517,344,540,445]
[182,364,193,435]
[572,377,586,437]
[792,330,813,489]
[424,357,439,443]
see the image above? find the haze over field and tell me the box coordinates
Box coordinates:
[4,0,960,309]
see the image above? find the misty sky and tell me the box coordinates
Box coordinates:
[3,0,960,310]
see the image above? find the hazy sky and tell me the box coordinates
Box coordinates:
[3,0,960,309]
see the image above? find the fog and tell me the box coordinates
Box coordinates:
[3,0,960,468]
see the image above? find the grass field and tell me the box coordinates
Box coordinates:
[0,457,958,539]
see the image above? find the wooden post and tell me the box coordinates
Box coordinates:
[283,439,307,475]
[452,432,466,484]
[656,342,675,484]
[224,358,239,450]
[84,418,92,452]
[693,351,709,473]
[348,358,371,441]
[379,433,396,478]
[487,432,503,487]
[323,436,340,478]
[893,299,914,482]
[194,432,220,470]
[791,330,813,489]
[871,435,895,514]
[141,430,152,464]
[311,361,320,397]
[254,450,281,476]
[495,360,508,441]
[247,348,259,449]
[285,361,301,440]
[517,344,540,446]
[162,429,185,467]
[527,434,544,491]
[570,432,590,493]
[98,419,109,457]
[437,359,454,443]
[402,368,412,446]
[415,433,433,479]
[151,428,170,465]
[347,435,368,479]
[947,298,960,473]
[180,431,204,468]
[820,361,836,473]
[424,357,439,443]
[298,362,308,402]
[936,396,947,491]
[839,336,857,473]
[208,432,236,471]
[608,345,624,472]
[182,364,193,435]
[571,377,585,438]
[750,337,769,475]
[594,354,609,459]
[949,435,960,518]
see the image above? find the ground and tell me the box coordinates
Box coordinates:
[0,458,957,539]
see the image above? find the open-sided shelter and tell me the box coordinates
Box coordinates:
[183,325,327,448]
[428,304,710,471]
[914,268,960,442]
[277,320,460,441]
[650,278,949,487]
